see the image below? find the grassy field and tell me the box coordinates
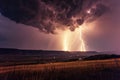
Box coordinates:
[0,58,120,80]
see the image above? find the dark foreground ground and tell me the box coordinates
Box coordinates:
[0,59,120,80]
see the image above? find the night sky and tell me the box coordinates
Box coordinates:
[0,0,120,51]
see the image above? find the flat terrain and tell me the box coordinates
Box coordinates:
[0,58,120,80]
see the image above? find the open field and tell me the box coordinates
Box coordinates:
[0,58,120,80]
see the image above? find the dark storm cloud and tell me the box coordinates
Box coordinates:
[0,0,108,33]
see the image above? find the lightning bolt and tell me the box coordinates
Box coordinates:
[63,30,70,51]
[79,26,86,51]
[63,26,86,51]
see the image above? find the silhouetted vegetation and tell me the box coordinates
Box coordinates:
[83,54,120,60]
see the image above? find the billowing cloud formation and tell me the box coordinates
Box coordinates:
[0,0,108,33]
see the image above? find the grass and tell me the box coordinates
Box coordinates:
[0,58,120,80]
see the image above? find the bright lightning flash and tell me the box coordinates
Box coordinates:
[79,26,86,51]
[63,26,86,51]
[63,30,70,51]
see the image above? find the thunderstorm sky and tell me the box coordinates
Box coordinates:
[0,0,120,51]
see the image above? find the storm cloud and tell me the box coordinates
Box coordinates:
[0,0,108,33]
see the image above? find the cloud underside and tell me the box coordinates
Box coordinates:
[0,0,108,33]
